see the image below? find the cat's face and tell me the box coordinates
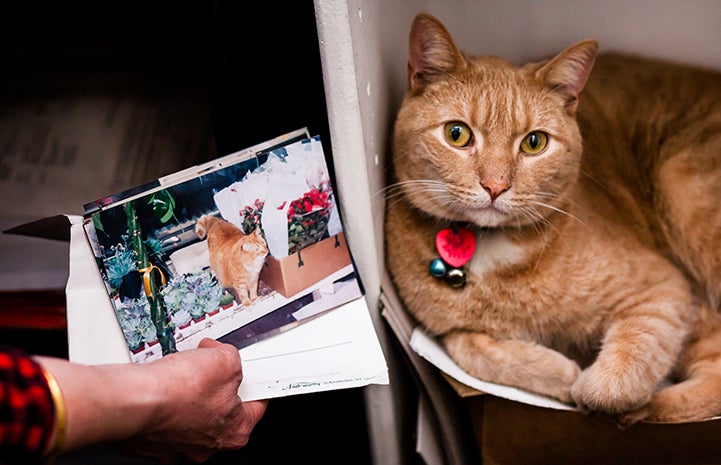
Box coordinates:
[242,228,269,256]
[392,14,597,229]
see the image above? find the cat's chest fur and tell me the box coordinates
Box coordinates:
[468,230,526,277]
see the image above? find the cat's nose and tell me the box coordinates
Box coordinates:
[481,179,510,201]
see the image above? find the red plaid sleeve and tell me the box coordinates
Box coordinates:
[0,346,56,465]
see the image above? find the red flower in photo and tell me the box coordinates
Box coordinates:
[287,182,333,254]
[239,199,265,235]
[237,182,334,254]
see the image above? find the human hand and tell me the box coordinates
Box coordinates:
[122,338,268,463]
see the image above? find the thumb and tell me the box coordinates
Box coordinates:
[197,337,222,349]
[198,338,243,370]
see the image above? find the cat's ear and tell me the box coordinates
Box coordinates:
[535,39,598,112]
[407,13,467,92]
[195,217,208,239]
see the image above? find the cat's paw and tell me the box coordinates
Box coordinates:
[616,404,652,429]
[618,376,721,426]
[517,352,581,404]
[444,332,581,404]
[443,332,581,404]
[537,360,581,404]
[571,362,654,414]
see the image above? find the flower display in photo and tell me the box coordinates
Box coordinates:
[214,136,342,259]
[239,199,265,235]
[238,181,334,255]
[285,181,333,254]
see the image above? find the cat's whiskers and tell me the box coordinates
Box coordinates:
[515,205,570,268]
[533,235,549,274]
[529,200,592,232]
[377,179,447,199]
[535,191,592,222]
[516,206,549,231]
[514,204,557,237]
[521,208,552,273]
[379,179,458,213]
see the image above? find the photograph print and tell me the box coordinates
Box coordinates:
[83,133,363,363]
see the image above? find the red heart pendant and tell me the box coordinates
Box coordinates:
[435,227,476,268]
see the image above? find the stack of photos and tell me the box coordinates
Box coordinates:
[82,129,363,363]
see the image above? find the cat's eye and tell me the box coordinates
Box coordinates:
[520,131,548,155]
[444,122,473,147]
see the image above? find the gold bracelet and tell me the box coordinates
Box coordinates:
[39,366,67,464]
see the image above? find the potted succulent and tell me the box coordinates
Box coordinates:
[115,294,156,354]
[218,291,235,310]
[103,239,141,300]
[161,270,223,328]
[169,307,192,330]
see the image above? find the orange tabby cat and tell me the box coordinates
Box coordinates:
[195,214,268,307]
[385,13,721,424]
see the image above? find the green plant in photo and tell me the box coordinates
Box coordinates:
[125,201,176,355]
[116,294,157,352]
[161,270,223,322]
[147,189,177,224]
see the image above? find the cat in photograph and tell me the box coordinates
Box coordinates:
[195,214,269,307]
[385,12,721,425]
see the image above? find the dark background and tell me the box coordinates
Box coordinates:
[0,2,373,464]
[0,2,332,155]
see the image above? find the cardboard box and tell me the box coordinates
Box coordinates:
[469,395,721,465]
[260,232,352,298]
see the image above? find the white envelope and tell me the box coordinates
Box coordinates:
[65,215,389,401]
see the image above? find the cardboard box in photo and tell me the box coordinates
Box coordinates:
[261,232,352,298]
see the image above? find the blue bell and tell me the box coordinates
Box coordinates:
[429,258,447,278]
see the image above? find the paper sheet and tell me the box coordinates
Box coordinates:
[409,329,575,412]
[65,215,388,401]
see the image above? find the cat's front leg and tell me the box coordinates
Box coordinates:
[443,331,581,403]
[231,284,253,307]
[620,314,721,425]
[249,280,259,302]
[570,310,688,414]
